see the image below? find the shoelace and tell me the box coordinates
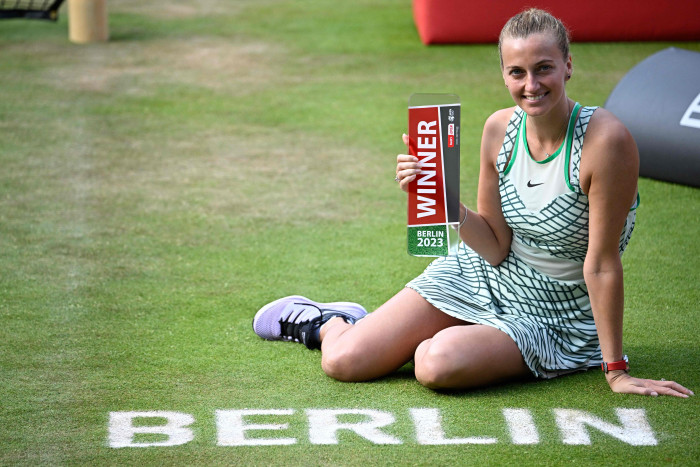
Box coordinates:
[279,302,322,343]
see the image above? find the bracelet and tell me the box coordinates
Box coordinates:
[458,204,468,229]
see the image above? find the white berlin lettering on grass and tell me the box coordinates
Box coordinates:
[555,408,657,446]
[503,408,540,445]
[307,409,401,445]
[410,408,496,444]
[107,408,658,448]
[108,411,194,448]
[416,120,438,218]
[216,409,296,446]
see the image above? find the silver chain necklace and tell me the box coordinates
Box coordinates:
[535,100,572,158]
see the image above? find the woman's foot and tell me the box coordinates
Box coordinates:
[252,296,367,349]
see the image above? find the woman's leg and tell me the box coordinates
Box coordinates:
[319,288,464,382]
[414,324,532,389]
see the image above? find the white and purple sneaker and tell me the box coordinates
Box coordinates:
[252,295,367,349]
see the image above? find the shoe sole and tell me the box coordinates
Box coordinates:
[252,295,367,341]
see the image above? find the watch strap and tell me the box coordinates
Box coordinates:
[601,355,629,373]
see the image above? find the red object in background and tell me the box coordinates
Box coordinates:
[413,0,700,45]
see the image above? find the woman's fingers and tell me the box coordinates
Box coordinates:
[396,134,419,192]
[399,173,416,191]
[396,155,420,173]
[609,373,694,398]
[396,165,419,179]
[649,379,694,398]
[397,153,419,164]
[396,154,420,188]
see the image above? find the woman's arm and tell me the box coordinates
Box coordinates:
[581,109,692,398]
[457,109,514,266]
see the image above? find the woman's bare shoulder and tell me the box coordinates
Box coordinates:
[480,107,517,166]
[484,107,517,131]
[482,106,517,143]
[580,107,639,195]
[584,108,638,166]
[587,108,635,143]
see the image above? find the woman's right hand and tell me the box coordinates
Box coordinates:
[396,133,420,193]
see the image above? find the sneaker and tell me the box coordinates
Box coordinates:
[252,295,367,350]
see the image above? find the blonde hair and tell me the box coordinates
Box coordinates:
[498,8,570,68]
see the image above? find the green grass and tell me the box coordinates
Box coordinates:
[1,0,699,465]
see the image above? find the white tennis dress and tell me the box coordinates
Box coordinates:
[407,103,638,378]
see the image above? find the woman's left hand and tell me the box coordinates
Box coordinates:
[606,371,694,398]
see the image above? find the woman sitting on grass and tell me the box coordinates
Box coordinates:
[253,8,693,398]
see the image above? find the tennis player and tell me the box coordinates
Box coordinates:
[253,8,693,398]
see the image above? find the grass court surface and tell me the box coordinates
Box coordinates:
[1,1,699,464]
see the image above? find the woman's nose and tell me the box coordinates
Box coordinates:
[524,73,540,93]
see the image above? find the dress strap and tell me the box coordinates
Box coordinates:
[497,107,524,173]
[566,105,597,193]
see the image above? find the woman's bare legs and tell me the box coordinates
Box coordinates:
[319,287,532,389]
[319,288,464,382]
[414,325,532,389]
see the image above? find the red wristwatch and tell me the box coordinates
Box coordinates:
[601,355,629,373]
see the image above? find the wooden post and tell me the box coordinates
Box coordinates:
[68,0,109,44]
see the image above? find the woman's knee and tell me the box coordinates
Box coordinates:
[414,338,468,389]
[414,326,531,390]
[321,340,367,382]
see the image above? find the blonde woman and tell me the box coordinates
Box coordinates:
[253,8,693,398]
